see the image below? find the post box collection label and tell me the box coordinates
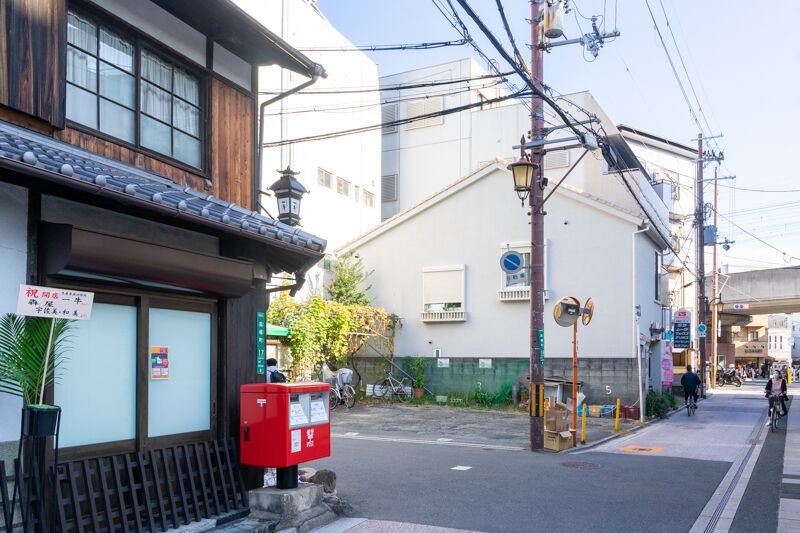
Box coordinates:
[291,430,301,453]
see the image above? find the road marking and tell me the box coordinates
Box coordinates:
[619,445,664,453]
[437,438,453,442]
[332,433,525,451]
[343,432,360,436]
[451,466,472,471]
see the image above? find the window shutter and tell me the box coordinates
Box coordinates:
[406,96,443,130]
[544,150,570,169]
[422,267,464,305]
[382,104,397,134]
[381,174,397,202]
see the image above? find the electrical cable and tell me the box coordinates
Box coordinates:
[258,70,512,96]
[452,0,587,141]
[295,39,469,52]
[261,88,530,148]
[261,80,505,117]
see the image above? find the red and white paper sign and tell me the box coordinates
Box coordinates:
[16,285,94,320]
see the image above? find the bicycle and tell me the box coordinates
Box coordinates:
[372,368,411,402]
[686,394,697,417]
[314,362,357,411]
[329,381,356,411]
[769,396,783,432]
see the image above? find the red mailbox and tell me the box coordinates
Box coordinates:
[240,382,331,470]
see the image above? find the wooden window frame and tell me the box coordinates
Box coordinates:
[52,284,218,462]
[65,3,208,176]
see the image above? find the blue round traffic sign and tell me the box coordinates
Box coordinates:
[500,251,524,274]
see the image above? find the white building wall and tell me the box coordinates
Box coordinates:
[345,165,651,362]
[233,0,382,299]
[0,183,28,443]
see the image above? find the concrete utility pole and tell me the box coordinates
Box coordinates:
[696,133,707,394]
[711,165,719,386]
[529,0,545,452]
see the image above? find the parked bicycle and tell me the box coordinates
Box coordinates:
[372,368,411,402]
[315,361,356,411]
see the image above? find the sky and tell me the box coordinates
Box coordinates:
[314,0,800,271]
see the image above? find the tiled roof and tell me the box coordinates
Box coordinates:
[0,120,326,257]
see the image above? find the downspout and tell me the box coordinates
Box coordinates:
[633,224,650,424]
[256,68,324,202]
[256,64,326,290]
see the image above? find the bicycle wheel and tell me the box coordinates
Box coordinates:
[329,387,340,411]
[686,401,691,416]
[372,378,389,399]
[344,385,356,408]
[771,401,778,432]
[394,381,411,402]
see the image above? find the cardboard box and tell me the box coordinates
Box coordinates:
[588,405,602,418]
[544,430,573,451]
[545,402,570,432]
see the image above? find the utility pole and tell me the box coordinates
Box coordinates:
[696,133,707,395]
[529,0,545,452]
[711,165,719,387]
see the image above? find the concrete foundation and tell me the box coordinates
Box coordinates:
[248,483,336,533]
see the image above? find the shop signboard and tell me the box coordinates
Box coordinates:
[661,341,674,387]
[673,308,692,349]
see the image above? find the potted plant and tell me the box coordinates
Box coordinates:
[407,356,428,398]
[0,314,71,437]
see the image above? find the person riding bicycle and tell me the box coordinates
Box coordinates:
[765,370,788,417]
[681,365,701,409]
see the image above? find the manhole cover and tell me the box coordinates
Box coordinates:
[559,461,601,470]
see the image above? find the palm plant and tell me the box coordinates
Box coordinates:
[0,313,72,406]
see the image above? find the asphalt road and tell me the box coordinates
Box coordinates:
[308,380,787,532]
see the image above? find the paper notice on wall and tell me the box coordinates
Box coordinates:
[289,402,308,426]
[310,399,327,423]
[479,358,492,369]
[291,430,301,453]
[437,358,450,368]
[150,346,169,379]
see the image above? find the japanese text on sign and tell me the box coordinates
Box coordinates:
[256,312,266,375]
[16,285,94,320]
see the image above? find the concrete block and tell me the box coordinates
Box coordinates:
[249,483,336,533]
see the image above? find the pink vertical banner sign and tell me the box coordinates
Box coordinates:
[661,340,674,387]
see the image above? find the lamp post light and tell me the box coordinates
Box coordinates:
[508,136,537,206]
[269,166,308,227]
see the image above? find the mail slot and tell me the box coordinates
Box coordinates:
[240,382,331,470]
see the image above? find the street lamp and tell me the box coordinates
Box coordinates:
[507,136,537,205]
[269,166,308,226]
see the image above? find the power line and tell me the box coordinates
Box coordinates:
[295,39,469,52]
[261,88,529,148]
[261,80,505,117]
[258,70,512,96]
[713,206,800,263]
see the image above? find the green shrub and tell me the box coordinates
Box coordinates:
[646,391,671,418]
[663,390,678,409]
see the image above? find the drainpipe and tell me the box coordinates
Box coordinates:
[632,224,650,423]
[256,66,326,208]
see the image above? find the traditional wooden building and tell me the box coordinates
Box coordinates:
[0,0,326,530]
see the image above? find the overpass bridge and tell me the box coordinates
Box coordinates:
[715,266,800,324]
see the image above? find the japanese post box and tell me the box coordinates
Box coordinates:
[240,382,331,467]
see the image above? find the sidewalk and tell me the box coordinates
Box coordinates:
[779,386,800,532]
[313,518,483,533]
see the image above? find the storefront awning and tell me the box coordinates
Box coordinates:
[0,121,326,277]
[266,324,290,337]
